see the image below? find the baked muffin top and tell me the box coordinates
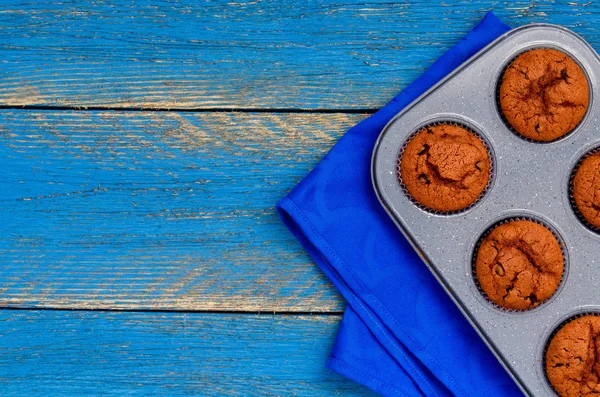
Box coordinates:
[399,123,490,212]
[499,48,588,141]
[546,315,600,397]
[475,219,564,310]
[572,152,600,230]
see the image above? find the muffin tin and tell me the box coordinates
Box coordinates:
[371,24,600,396]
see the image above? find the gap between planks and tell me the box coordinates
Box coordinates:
[0,105,378,114]
[0,306,345,316]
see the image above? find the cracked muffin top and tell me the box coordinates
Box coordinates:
[399,123,490,212]
[499,48,589,142]
[573,152,600,230]
[474,219,564,310]
[546,315,600,397]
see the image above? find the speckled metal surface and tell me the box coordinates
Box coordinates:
[372,24,600,397]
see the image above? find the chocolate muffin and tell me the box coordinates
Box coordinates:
[399,123,490,212]
[474,219,564,310]
[546,315,600,397]
[572,151,600,230]
[499,48,589,142]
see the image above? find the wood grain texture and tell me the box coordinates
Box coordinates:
[0,109,367,311]
[1,0,599,109]
[0,311,375,396]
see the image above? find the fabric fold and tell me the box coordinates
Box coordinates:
[277,12,522,397]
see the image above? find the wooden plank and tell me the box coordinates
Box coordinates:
[0,311,374,396]
[2,1,599,109]
[0,109,367,311]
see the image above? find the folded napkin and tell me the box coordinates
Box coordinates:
[277,12,523,397]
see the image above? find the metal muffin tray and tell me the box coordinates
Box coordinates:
[371,24,600,396]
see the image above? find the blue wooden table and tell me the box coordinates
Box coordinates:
[0,1,598,395]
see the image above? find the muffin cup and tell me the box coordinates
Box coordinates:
[495,46,591,144]
[396,120,494,215]
[541,310,600,396]
[569,146,600,234]
[471,215,569,313]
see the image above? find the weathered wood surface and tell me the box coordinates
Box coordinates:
[4,3,600,396]
[1,1,598,110]
[0,110,367,311]
[0,311,375,396]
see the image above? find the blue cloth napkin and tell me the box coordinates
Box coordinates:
[277,12,523,397]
